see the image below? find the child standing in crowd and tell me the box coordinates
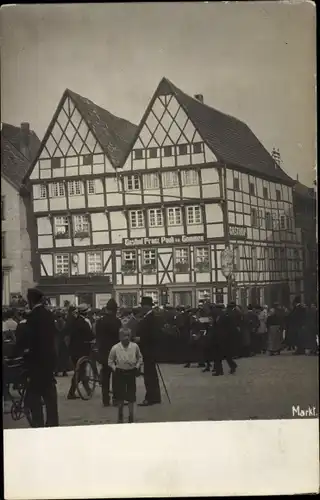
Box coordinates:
[108,327,143,424]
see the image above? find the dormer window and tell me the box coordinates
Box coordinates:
[134,149,143,160]
[83,154,93,165]
[163,146,173,157]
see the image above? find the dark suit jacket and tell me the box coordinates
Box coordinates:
[68,316,94,359]
[96,313,121,364]
[15,304,57,383]
[136,311,159,360]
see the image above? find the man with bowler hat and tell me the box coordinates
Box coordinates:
[14,288,59,427]
[135,296,161,406]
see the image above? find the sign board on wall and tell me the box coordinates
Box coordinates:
[123,235,205,247]
[221,247,234,278]
[229,225,247,239]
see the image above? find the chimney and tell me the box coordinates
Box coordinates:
[20,122,30,159]
[194,94,204,103]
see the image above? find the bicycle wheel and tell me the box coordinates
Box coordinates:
[11,401,23,421]
[75,357,97,400]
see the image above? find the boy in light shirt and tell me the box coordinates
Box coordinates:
[108,327,143,423]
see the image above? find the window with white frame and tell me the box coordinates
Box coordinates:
[143,173,159,190]
[73,214,89,234]
[130,210,144,228]
[175,248,189,272]
[198,290,210,301]
[195,247,209,271]
[40,184,47,199]
[68,180,83,196]
[126,174,140,191]
[122,250,137,271]
[50,182,65,198]
[162,171,179,188]
[187,205,202,224]
[181,169,198,186]
[265,212,273,230]
[54,216,70,236]
[55,254,69,275]
[87,179,95,195]
[149,208,163,227]
[167,207,182,226]
[142,249,156,271]
[87,252,102,273]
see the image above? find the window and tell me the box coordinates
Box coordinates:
[51,158,61,169]
[122,250,137,272]
[55,254,69,275]
[87,252,102,274]
[149,147,158,159]
[249,182,255,196]
[178,144,188,155]
[149,208,163,227]
[195,247,209,271]
[1,196,4,220]
[126,174,140,191]
[142,249,156,272]
[130,210,144,228]
[233,178,240,191]
[187,205,202,224]
[2,232,5,258]
[119,293,138,307]
[198,290,210,301]
[50,182,65,197]
[181,169,198,186]
[263,187,269,199]
[280,215,286,230]
[73,214,89,234]
[54,216,70,236]
[163,146,173,157]
[251,208,258,227]
[233,245,240,271]
[265,212,272,230]
[83,154,93,165]
[215,288,224,304]
[40,184,47,199]
[276,189,281,201]
[68,180,83,196]
[87,179,95,195]
[175,248,189,272]
[144,291,158,304]
[192,143,202,154]
[162,171,179,188]
[134,149,143,160]
[167,207,182,226]
[251,246,257,271]
[143,173,159,190]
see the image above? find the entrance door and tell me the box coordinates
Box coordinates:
[173,291,192,308]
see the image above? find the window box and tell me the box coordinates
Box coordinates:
[74,231,90,239]
[142,263,156,274]
[88,271,103,277]
[55,232,70,239]
[195,261,210,272]
[55,271,69,277]
[175,262,189,273]
[121,262,136,274]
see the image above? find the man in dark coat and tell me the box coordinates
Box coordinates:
[14,288,59,427]
[96,298,121,406]
[212,302,238,376]
[67,303,94,399]
[135,297,161,406]
[287,296,307,355]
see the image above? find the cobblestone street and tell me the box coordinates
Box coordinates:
[3,352,318,429]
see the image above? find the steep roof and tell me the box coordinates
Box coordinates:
[126,77,294,184]
[1,123,41,190]
[293,181,315,200]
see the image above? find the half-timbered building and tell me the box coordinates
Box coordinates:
[23,91,137,308]
[113,78,304,308]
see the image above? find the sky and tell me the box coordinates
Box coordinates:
[0,2,316,187]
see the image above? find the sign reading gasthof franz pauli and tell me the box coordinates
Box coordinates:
[123,235,205,246]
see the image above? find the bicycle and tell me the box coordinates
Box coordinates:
[74,340,102,400]
[3,356,33,426]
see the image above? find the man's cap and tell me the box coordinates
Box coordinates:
[106,298,118,312]
[78,303,90,313]
[27,288,44,302]
[141,296,153,307]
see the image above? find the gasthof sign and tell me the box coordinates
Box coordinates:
[229,225,247,239]
[123,235,205,247]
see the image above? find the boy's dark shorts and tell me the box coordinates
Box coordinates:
[115,368,137,403]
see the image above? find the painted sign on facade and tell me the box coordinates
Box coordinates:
[221,246,234,278]
[229,224,247,239]
[123,235,205,247]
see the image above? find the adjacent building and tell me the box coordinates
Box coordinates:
[25,78,305,308]
[1,122,40,305]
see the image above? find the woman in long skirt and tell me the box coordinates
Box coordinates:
[266,305,284,356]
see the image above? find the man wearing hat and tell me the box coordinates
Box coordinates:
[14,288,59,427]
[135,296,161,406]
[96,298,121,406]
[67,303,94,399]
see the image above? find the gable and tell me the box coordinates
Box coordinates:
[123,93,217,171]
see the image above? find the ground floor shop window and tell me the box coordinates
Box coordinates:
[119,293,138,308]
[172,291,192,307]
[144,290,158,305]
[215,288,224,305]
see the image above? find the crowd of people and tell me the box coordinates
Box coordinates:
[3,291,318,426]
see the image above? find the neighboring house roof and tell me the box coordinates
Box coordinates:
[67,90,137,168]
[293,181,315,200]
[1,123,41,190]
[124,77,294,184]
